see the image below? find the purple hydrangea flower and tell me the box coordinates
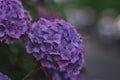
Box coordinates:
[0,73,11,80]
[26,18,84,77]
[0,0,32,44]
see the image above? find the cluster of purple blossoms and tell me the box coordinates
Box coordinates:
[0,0,32,44]
[0,73,11,80]
[26,18,84,79]
[0,0,85,80]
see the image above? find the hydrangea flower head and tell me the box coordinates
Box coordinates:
[0,0,32,44]
[26,18,84,77]
[0,73,11,80]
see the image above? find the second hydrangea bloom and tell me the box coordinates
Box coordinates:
[26,18,84,79]
[0,0,32,44]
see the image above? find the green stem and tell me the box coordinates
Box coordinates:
[22,66,48,80]
[22,69,35,80]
